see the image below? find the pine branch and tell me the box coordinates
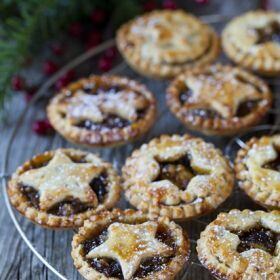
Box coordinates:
[0,0,141,115]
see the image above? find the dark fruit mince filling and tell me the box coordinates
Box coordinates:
[89,172,108,203]
[255,21,280,44]
[20,184,40,209]
[76,115,131,131]
[83,224,175,279]
[263,147,280,172]
[82,84,122,95]
[47,199,90,216]
[237,227,279,254]
[154,155,195,190]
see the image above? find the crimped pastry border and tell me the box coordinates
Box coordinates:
[234,136,280,210]
[116,10,220,79]
[222,10,280,76]
[71,209,190,280]
[197,209,280,280]
[47,75,157,147]
[122,134,234,220]
[166,64,272,136]
[7,148,121,229]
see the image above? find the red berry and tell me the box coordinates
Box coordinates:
[32,119,53,136]
[162,0,177,9]
[143,1,157,11]
[68,22,83,37]
[51,43,65,56]
[260,0,269,10]
[90,9,107,24]
[11,75,25,91]
[43,60,59,75]
[104,47,118,59]
[85,31,102,49]
[24,86,37,102]
[65,69,76,81]
[98,57,112,72]
[195,0,209,4]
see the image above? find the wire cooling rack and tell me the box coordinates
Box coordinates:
[1,14,280,280]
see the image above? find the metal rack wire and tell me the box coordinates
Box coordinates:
[1,13,280,280]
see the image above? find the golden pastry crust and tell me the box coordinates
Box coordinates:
[197,209,280,280]
[7,149,121,229]
[47,75,156,147]
[71,209,190,280]
[116,10,220,79]
[235,134,280,210]
[222,10,280,76]
[122,134,234,220]
[166,64,272,136]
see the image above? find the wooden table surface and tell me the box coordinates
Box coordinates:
[1,1,279,279]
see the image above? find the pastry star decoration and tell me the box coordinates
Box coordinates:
[184,73,262,119]
[62,89,146,125]
[18,150,102,211]
[86,221,173,279]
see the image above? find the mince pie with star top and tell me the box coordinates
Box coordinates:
[166,64,272,136]
[197,209,280,280]
[116,10,220,79]
[235,134,280,210]
[122,134,234,220]
[7,149,121,228]
[71,209,190,280]
[222,10,280,76]
[47,75,156,147]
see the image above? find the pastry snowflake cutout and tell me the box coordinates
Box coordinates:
[86,221,173,279]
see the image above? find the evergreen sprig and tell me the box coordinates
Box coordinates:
[0,0,141,114]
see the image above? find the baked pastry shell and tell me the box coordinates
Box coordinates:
[222,10,280,76]
[47,75,157,147]
[71,209,190,280]
[7,149,121,229]
[122,134,235,220]
[166,64,272,136]
[197,209,280,280]
[234,136,280,210]
[116,10,220,79]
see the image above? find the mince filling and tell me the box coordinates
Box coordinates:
[83,224,175,279]
[89,172,109,203]
[263,147,280,172]
[237,227,279,254]
[154,155,195,190]
[255,21,280,44]
[76,115,131,130]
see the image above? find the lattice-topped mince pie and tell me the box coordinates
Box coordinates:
[197,209,280,280]
[7,149,121,228]
[235,134,280,210]
[71,209,190,280]
[116,10,220,79]
[122,134,234,220]
[166,64,272,136]
[222,10,280,76]
[47,75,156,147]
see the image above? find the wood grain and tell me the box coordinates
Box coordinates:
[1,1,280,279]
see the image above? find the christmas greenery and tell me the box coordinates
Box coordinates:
[0,0,141,112]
